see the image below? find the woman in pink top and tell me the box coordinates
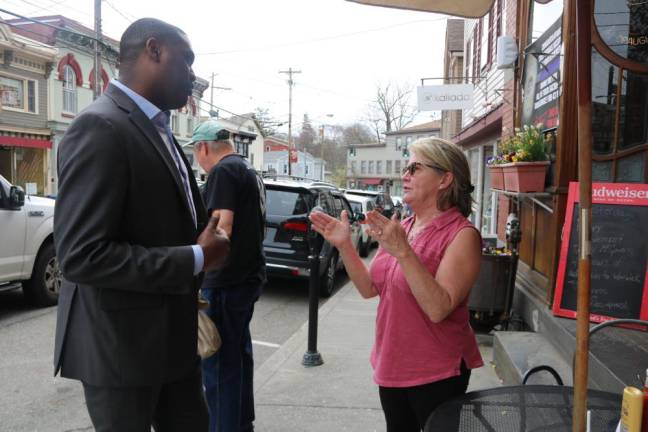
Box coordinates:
[310,137,483,432]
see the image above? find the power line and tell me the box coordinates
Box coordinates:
[0,7,112,48]
[104,0,134,24]
[1,18,113,57]
[196,17,447,56]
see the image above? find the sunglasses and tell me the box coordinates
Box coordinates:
[401,161,447,176]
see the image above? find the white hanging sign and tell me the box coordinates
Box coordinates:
[417,84,474,111]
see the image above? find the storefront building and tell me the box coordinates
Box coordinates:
[0,23,56,195]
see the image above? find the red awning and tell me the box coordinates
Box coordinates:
[359,178,382,185]
[0,135,52,149]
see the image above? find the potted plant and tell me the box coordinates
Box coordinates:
[500,124,550,193]
[486,154,507,190]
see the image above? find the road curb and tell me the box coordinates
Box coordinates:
[254,280,354,394]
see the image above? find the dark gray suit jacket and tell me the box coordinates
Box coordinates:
[53,84,207,387]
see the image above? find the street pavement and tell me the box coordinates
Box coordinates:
[0,257,502,431]
[254,280,503,432]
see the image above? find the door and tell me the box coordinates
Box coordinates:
[0,176,27,281]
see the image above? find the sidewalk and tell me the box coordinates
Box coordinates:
[254,281,503,432]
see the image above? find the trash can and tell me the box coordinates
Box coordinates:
[468,253,516,330]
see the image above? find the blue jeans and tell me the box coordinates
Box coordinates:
[201,283,261,432]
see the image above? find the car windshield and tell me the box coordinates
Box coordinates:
[349,201,362,214]
[266,189,309,216]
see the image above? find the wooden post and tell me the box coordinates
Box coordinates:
[573,0,593,430]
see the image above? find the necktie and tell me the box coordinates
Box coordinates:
[153,111,197,227]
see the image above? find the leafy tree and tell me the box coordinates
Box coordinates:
[296,113,317,153]
[253,107,279,137]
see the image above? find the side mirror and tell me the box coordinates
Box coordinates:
[9,185,25,209]
[354,212,366,223]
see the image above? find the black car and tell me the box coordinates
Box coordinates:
[263,178,362,297]
[344,189,400,219]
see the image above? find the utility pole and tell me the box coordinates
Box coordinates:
[93,0,102,100]
[208,73,231,117]
[279,68,301,176]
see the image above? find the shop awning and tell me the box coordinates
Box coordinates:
[0,135,52,149]
[346,0,494,18]
[359,178,382,185]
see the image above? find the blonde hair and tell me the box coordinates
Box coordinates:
[409,137,474,217]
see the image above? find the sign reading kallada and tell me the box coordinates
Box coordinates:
[417,84,474,111]
[594,0,648,65]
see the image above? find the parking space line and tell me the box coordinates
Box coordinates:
[252,340,281,348]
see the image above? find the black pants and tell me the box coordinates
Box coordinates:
[82,366,208,432]
[378,361,471,432]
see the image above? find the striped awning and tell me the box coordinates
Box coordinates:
[346,0,494,18]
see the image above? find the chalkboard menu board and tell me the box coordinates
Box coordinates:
[553,182,648,322]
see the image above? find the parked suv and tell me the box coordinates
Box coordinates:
[263,178,362,297]
[344,189,398,219]
[0,174,60,306]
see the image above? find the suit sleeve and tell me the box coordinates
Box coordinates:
[54,112,195,294]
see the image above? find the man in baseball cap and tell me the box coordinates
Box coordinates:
[192,119,266,432]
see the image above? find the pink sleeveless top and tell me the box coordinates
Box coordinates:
[369,207,483,387]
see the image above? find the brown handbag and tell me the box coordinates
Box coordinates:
[197,297,221,359]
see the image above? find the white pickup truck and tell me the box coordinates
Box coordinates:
[0,174,60,306]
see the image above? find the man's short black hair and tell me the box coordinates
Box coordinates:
[119,18,185,71]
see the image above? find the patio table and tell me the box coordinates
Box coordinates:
[424,384,621,432]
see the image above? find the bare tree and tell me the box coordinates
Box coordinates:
[342,122,376,145]
[366,82,417,142]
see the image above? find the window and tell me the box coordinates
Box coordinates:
[368,161,374,174]
[0,75,38,114]
[396,137,402,150]
[406,136,412,146]
[283,163,288,174]
[465,40,472,83]
[62,65,77,113]
[472,24,480,82]
[234,138,249,158]
[170,113,178,133]
[480,13,490,70]
[305,164,310,175]
[386,160,392,174]
[349,147,357,156]
[187,116,194,136]
[376,160,382,174]
[267,164,274,171]
[395,160,401,175]
[351,161,357,173]
[591,49,648,182]
[361,161,367,174]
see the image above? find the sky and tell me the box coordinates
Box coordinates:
[1,0,450,133]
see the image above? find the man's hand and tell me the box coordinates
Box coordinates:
[197,215,230,272]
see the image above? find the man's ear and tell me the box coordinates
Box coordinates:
[145,38,162,61]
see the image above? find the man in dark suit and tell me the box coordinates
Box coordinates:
[53,18,229,432]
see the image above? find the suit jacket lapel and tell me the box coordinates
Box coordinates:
[105,84,196,228]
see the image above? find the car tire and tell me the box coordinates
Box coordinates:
[320,253,337,298]
[359,237,370,258]
[23,242,61,307]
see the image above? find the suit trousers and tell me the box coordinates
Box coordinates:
[82,365,208,432]
[201,283,261,432]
